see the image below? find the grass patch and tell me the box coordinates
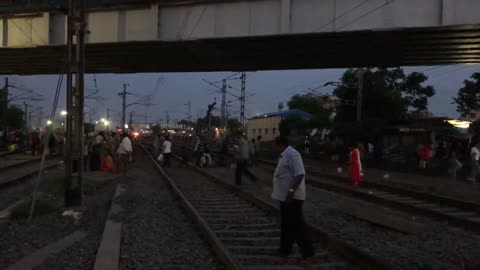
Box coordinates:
[10,199,58,220]
[47,176,66,196]
[47,175,97,196]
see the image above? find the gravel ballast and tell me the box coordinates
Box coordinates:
[208,165,480,270]
[0,173,116,270]
[117,152,224,270]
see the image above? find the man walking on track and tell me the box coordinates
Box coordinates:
[162,135,172,168]
[272,136,314,259]
[116,133,132,176]
[234,132,257,185]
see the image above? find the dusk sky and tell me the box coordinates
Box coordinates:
[4,64,479,128]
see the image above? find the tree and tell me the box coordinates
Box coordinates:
[453,73,480,117]
[469,120,480,136]
[285,94,332,133]
[287,94,331,122]
[226,118,244,136]
[0,105,25,130]
[334,68,435,123]
[279,115,309,137]
[195,115,221,134]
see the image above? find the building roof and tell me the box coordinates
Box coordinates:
[248,109,313,120]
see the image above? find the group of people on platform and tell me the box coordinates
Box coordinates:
[1,129,64,158]
[86,131,132,176]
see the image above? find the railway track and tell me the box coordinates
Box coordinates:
[138,141,394,270]
[258,159,480,234]
[0,153,40,171]
[0,157,61,190]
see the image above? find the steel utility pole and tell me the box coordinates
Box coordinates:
[106,108,110,132]
[118,84,128,130]
[186,101,192,122]
[220,79,227,129]
[240,72,246,126]
[165,111,170,127]
[64,0,86,207]
[357,69,364,124]
[207,101,216,138]
[2,77,8,134]
[128,111,134,129]
[23,102,32,130]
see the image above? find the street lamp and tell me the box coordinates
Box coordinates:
[61,110,67,116]
[46,120,52,126]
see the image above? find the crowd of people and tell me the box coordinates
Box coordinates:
[1,129,64,157]
[86,131,133,175]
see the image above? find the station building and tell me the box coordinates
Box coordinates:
[246,109,312,142]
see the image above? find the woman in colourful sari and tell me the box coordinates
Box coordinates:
[349,143,364,186]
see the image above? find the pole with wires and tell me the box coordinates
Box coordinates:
[118,84,128,130]
[2,77,8,137]
[220,79,227,130]
[64,0,86,207]
[356,68,364,124]
[240,72,246,126]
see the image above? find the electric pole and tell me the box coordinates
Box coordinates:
[118,84,128,130]
[186,101,192,122]
[240,72,246,125]
[23,102,32,130]
[64,0,86,207]
[207,100,216,139]
[129,111,134,130]
[357,69,364,124]
[2,77,8,135]
[220,79,227,129]
[106,108,110,132]
[165,111,170,127]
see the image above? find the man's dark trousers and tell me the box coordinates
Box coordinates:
[235,160,257,185]
[279,200,314,257]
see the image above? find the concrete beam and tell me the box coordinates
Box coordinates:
[0,0,479,48]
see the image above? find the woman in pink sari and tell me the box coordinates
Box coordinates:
[349,143,364,186]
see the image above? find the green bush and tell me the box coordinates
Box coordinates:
[10,199,57,220]
[47,176,65,196]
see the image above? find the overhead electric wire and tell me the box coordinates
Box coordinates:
[336,0,395,31]
[28,22,69,220]
[430,65,472,79]
[312,0,370,32]
[187,6,208,39]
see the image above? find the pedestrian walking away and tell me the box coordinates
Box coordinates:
[249,138,256,166]
[467,143,480,182]
[272,136,314,259]
[448,151,462,179]
[116,133,132,176]
[234,132,257,185]
[349,143,364,186]
[304,136,310,155]
[162,136,172,168]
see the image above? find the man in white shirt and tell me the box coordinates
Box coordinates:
[272,136,314,259]
[468,144,480,182]
[234,133,257,185]
[162,136,172,168]
[116,133,132,176]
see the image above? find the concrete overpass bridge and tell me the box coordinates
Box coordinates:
[0,0,479,74]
